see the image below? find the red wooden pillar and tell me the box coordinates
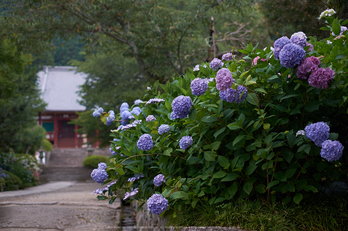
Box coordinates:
[95,129,100,147]
[74,124,78,148]
[54,115,59,148]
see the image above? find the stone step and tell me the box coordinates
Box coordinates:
[40,166,94,182]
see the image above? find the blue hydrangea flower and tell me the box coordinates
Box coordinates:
[137,134,153,151]
[170,112,179,120]
[222,53,233,61]
[127,174,144,182]
[290,32,307,47]
[209,58,223,71]
[320,140,344,162]
[296,130,306,137]
[124,188,139,200]
[145,98,165,106]
[279,43,306,68]
[109,147,117,155]
[147,194,169,215]
[172,95,193,119]
[153,174,165,187]
[216,68,234,91]
[98,162,107,170]
[91,168,108,183]
[273,36,291,60]
[146,115,156,122]
[131,107,141,116]
[134,99,143,105]
[219,88,236,103]
[106,110,115,126]
[235,85,248,103]
[179,136,193,150]
[158,124,170,135]
[92,107,104,117]
[120,102,129,113]
[191,78,208,96]
[305,122,330,147]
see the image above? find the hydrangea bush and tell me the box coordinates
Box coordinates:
[92,12,347,215]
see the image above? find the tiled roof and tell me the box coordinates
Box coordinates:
[37,66,86,112]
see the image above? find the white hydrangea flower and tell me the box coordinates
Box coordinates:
[319,9,336,19]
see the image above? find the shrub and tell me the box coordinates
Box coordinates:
[3,170,22,191]
[92,11,347,217]
[41,139,53,152]
[82,155,108,168]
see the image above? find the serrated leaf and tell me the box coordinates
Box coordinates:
[246,93,258,106]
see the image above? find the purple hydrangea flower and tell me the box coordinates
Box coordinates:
[137,134,153,151]
[235,85,247,103]
[147,194,169,215]
[209,58,223,71]
[320,140,344,162]
[306,43,314,52]
[158,124,170,134]
[145,98,165,106]
[290,32,307,47]
[215,68,234,91]
[170,112,180,120]
[146,115,156,122]
[279,43,306,68]
[124,188,139,200]
[134,99,143,105]
[193,65,200,71]
[153,174,165,187]
[191,78,208,96]
[219,88,236,103]
[273,36,291,60]
[296,56,320,80]
[305,122,330,147]
[91,168,108,183]
[332,26,348,36]
[172,95,193,119]
[106,110,115,126]
[98,162,107,170]
[127,174,144,182]
[222,53,233,61]
[179,136,193,150]
[308,67,334,89]
[92,107,104,117]
[93,188,105,195]
[120,102,129,113]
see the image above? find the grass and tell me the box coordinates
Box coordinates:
[165,195,348,231]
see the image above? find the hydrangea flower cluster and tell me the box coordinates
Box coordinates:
[171,95,193,119]
[127,174,144,182]
[219,88,236,103]
[124,188,139,200]
[296,130,306,137]
[93,181,117,195]
[120,102,129,112]
[273,36,291,60]
[209,58,223,70]
[121,111,133,125]
[190,78,208,96]
[114,120,142,132]
[170,112,180,120]
[235,85,248,103]
[320,140,344,162]
[193,65,200,71]
[304,122,330,147]
[153,174,165,187]
[134,99,143,105]
[147,194,169,215]
[222,53,233,61]
[332,26,348,36]
[306,43,314,52]
[91,164,109,183]
[131,107,141,116]
[179,136,193,150]
[215,68,235,91]
[106,110,115,126]
[146,115,156,122]
[158,124,170,134]
[296,56,320,80]
[279,43,306,68]
[137,134,153,151]
[319,9,336,19]
[308,67,334,89]
[290,31,307,47]
[93,107,104,117]
[252,56,266,66]
[98,162,107,170]
[145,98,165,106]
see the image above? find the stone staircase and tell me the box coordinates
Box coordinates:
[39,148,110,183]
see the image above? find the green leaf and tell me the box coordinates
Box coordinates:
[255,184,266,193]
[332,21,341,36]
[214,197,226,204]
[189,108,197,121]
[221,173,239,182]
[170,191,189,200]
[284,168,297,180]
[266,180,279,189]
[204,151,216,161]
[97,196,108,201]
[211,141,221,151]
[263,123,270,130]
[342,20,348,26]
[228,182,238,198]
[227,122,242,130]
[213,171,227,179]
[243,181,253,195]
[245,164,257,176]
[115,167,125,175]
[187,156,200,165]
[329,133,339,140]
[280,94,299,101]
[218,155,229,168]
[201,116,219,123]
[293,193,303,204]
[163,148,173,156]
[214,127,226,138]
[246,93,258,106]
[254,88,267,94]
[233,135,245,146]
